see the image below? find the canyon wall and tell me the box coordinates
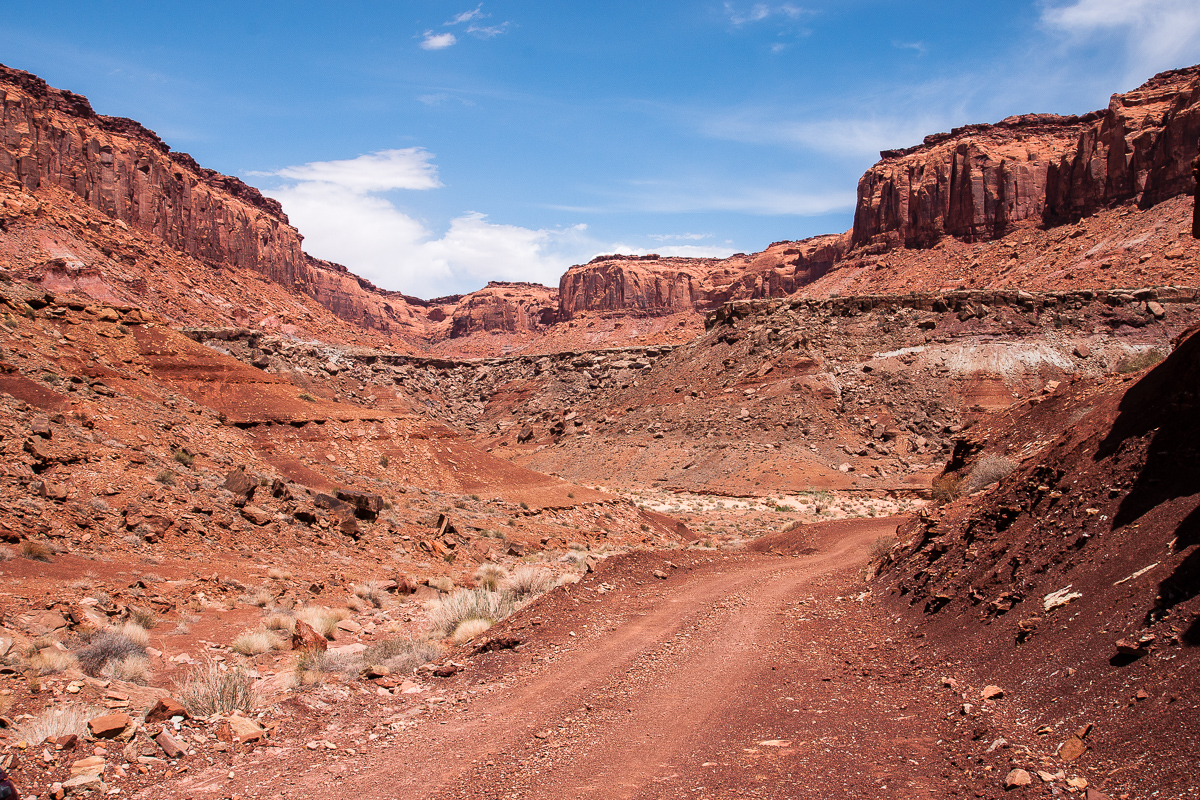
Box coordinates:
[853,66,1200,249]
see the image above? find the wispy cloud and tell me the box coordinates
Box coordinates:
[724,2,808,26]
[702,110,954,159]
[893,40,928,55]
[648,233,714,242]
[420,31,458,50]
[253,151,593,297]
[447,5,485,25]
[1042,0,1200,81]
[467,22,512,39]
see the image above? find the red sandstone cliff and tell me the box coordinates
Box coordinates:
[557,234,848,319]
[853,66,1200,249]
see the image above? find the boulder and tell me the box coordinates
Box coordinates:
[222,468,256,506]
[292,620,327,651]
[154,730,187,759]
[86,713,131,739]
[144,697,189,724]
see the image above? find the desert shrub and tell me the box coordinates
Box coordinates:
[452,618,493,642]
[379,454,389,468]
[963,454,1018,494]
[155,469,175,486]
[16,703,102,744]
[867,535,894,564]
[267,566,292,580]
[231,629,283,656]
[76,631,146,677]
[930,473,962,505]
[427,588,516,636]
[362,637,441,674]
[298,393,316,403]
[177,659,259,716]
[297,606,348,639]
[172,450,195,467]
[126,606,157,629]
[1116,348,1165,374]
[474,563,508,592]
[454,499,469,509]
[263,613,297,634]
[352,580,385,608]
[244,589,275,608]
[503,565,555,599]
[20,540,53,562]
[519,501,529,510]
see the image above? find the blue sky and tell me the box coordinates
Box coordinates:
[4,1,1200,298]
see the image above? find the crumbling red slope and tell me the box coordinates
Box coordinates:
[875,327,1200,797]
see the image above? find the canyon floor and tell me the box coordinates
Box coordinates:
[138,517,1066,800]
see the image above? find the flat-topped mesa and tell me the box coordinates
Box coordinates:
[556,235,848,320]
[853,65,1200,250]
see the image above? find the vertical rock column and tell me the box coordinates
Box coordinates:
[1193,151,1200,239]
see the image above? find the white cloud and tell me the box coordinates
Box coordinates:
[420,31,458,50]
[257,151,594,298]
[256,148,441,192]
[893,40,928,55]
[1042,0,1200,80]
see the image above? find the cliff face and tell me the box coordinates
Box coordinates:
[449,282,558,338]
[556,235,848,319]
[853,66,1200,249]
[0,63,430,334]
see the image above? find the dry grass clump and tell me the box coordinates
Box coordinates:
[297,606,349,640]
[29,647,79,675]
[231,629,285,656]
[1116,348,1165,374]
[177,659,259,716]
[352,580,385,608]
[125,606,157,629]
[75,630,147,678]
[474,563,508,591]
[102,654,149,684]
[243,589,275,608]
[119,621,150,647]
[428,588,516,636]
[297,636,441,685]
[16,703,102,744]
[19,540,53,562]
[963,454,1018,495]
[428,576,454,593]
[504,565,555,599]
[452,618,493,643]
[263,613,297,634]
[267,567,292,580]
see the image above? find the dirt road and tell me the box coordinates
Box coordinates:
[162,518,1011,800]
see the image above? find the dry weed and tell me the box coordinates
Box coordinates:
[963,454,1018,494]
[16,703,102,744]
[177,659,259,716]
[231,629,283,656]
[474,563,508,592]
[428,576,454,593]
[267,567,292,580]
[263,613,297,634]
[30,648,78,675]
[125,606,157,629]
[101,654,149,684]
[19,540,53,562]
[428,588,516,636]
[352,580,385,608]
[504,565,554,598]
[119,621,150,647]
[297,606,348,639]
